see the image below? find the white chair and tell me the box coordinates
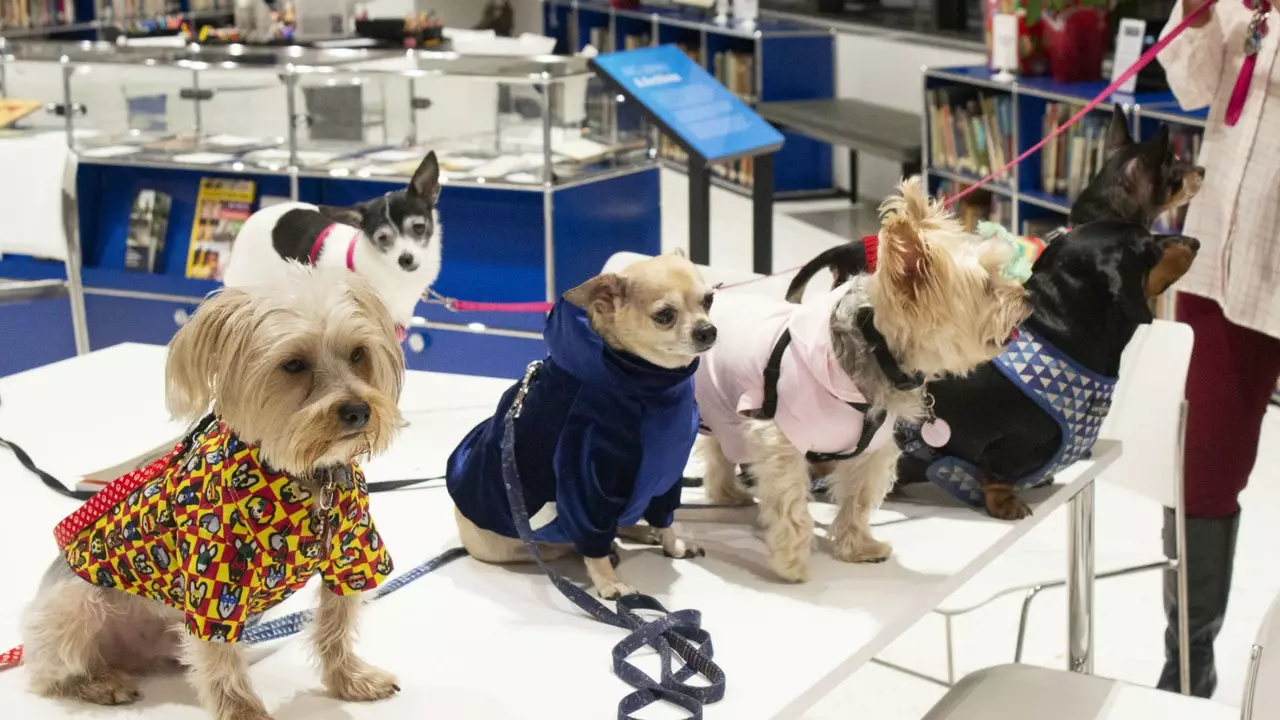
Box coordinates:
[920,588,1279,720]
[0,131,90,356]
[876,320,1195,688]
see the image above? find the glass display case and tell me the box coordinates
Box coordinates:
[0,40,653,193]
[0,39,663,380]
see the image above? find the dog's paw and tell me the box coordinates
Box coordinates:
[595,581,638,600]
[215,705,274,720]
[326,662,401,703]
[662,536,706,559]
[832,537,893,564]
[769,554,811,583]
[984,487,1032,521]
[72,671,141,706]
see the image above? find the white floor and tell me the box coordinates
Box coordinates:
[657,168,1280,718]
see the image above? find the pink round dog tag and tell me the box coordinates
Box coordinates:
[921,418,952,448]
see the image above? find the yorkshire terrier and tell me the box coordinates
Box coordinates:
[695,177,1030,582]
[447,251,717,599]
[20,265,406,720]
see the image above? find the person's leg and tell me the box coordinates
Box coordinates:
[1159,293,1280,696]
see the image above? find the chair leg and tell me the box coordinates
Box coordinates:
[944,614,955,686]
[1014,584,1045,663]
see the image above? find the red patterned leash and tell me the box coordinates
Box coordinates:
[0,444,184,670]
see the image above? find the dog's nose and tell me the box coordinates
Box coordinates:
[398,253,418,271]
[1188,237,1201,252]
[1194,166,1206,178]
[693,323,717,348]
[338,402,371,431]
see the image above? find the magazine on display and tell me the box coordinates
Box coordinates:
[185,177,255,281]
[124,189,173,272]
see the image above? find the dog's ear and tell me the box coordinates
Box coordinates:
[343,275,406,404]
[1105,105,1134,159]
[408,151,441,204]
[318,204,364,228]
[564,273,629,316]
[165,287,254,422]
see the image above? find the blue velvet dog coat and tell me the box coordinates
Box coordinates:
[446,300,699,558]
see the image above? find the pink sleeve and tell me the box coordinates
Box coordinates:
[1158,3,1227,111]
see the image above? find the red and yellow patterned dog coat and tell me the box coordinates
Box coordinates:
[60,417,393,642]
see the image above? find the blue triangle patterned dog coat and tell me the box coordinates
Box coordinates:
[924,327,1117,507]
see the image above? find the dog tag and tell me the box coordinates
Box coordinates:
[921,418,952,448]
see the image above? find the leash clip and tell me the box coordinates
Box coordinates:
[424,288,458,312]
[510,361,542,419]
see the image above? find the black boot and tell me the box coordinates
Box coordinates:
[1157,507,1239,697]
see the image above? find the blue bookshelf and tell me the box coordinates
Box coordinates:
[542,0,836,198]
[923,65,1206,236]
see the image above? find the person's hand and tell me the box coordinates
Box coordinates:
[1183,0,1216,27]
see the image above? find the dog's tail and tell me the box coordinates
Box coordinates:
[783,243,870,303]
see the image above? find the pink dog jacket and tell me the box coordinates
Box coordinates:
[695,283,895,465]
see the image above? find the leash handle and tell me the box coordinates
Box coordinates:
[499,361,726,719]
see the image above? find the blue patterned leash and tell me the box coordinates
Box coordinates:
[500,361,726,720]
[241,547,467,644]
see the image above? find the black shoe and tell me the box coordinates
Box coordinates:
[1157,507,1239,698]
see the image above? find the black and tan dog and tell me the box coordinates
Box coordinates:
[784,106,1203,518]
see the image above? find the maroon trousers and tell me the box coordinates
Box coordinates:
[1177,293,1280,518]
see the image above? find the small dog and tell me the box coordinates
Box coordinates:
[783,107,1204,519]
[446,251,717,599]
[223,152,443,331]
[696,178,1030,582]
[784,106,1204,302]
[20,265,406,720]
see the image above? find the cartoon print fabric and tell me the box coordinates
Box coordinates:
[61,418,393,642]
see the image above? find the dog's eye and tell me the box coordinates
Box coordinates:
[373,230,394,246]
[652,307,677,326]
[350,346,365,364]
[282,359,307,374]
[702,293,714,311]
[412,221,428,236]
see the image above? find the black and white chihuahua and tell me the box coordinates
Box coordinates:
[223,152,443,330]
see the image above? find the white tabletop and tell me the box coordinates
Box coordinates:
[0,344,1121,719]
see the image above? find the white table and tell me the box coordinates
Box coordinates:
[0,344,1120,719]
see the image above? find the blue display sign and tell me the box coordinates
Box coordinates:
[591,45,784,163]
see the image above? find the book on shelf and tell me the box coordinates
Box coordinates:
[124,189,172,273]
[588,25,613,54]
[622,32,650,50]
[928,87,1013,184]
[185,177,255,281]
[1154,126,1203,233]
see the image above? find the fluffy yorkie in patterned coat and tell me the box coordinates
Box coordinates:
[19,265,407,720]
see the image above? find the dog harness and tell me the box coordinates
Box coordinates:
[308,223,408,343]
[695,280,899,465]
[912,326,1116,506]
[61,415,393,642]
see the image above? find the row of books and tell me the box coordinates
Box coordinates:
[1,0,76,29]
[712,49,755,102]
[927,88,1014,184]
[1039,105,1115,202]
